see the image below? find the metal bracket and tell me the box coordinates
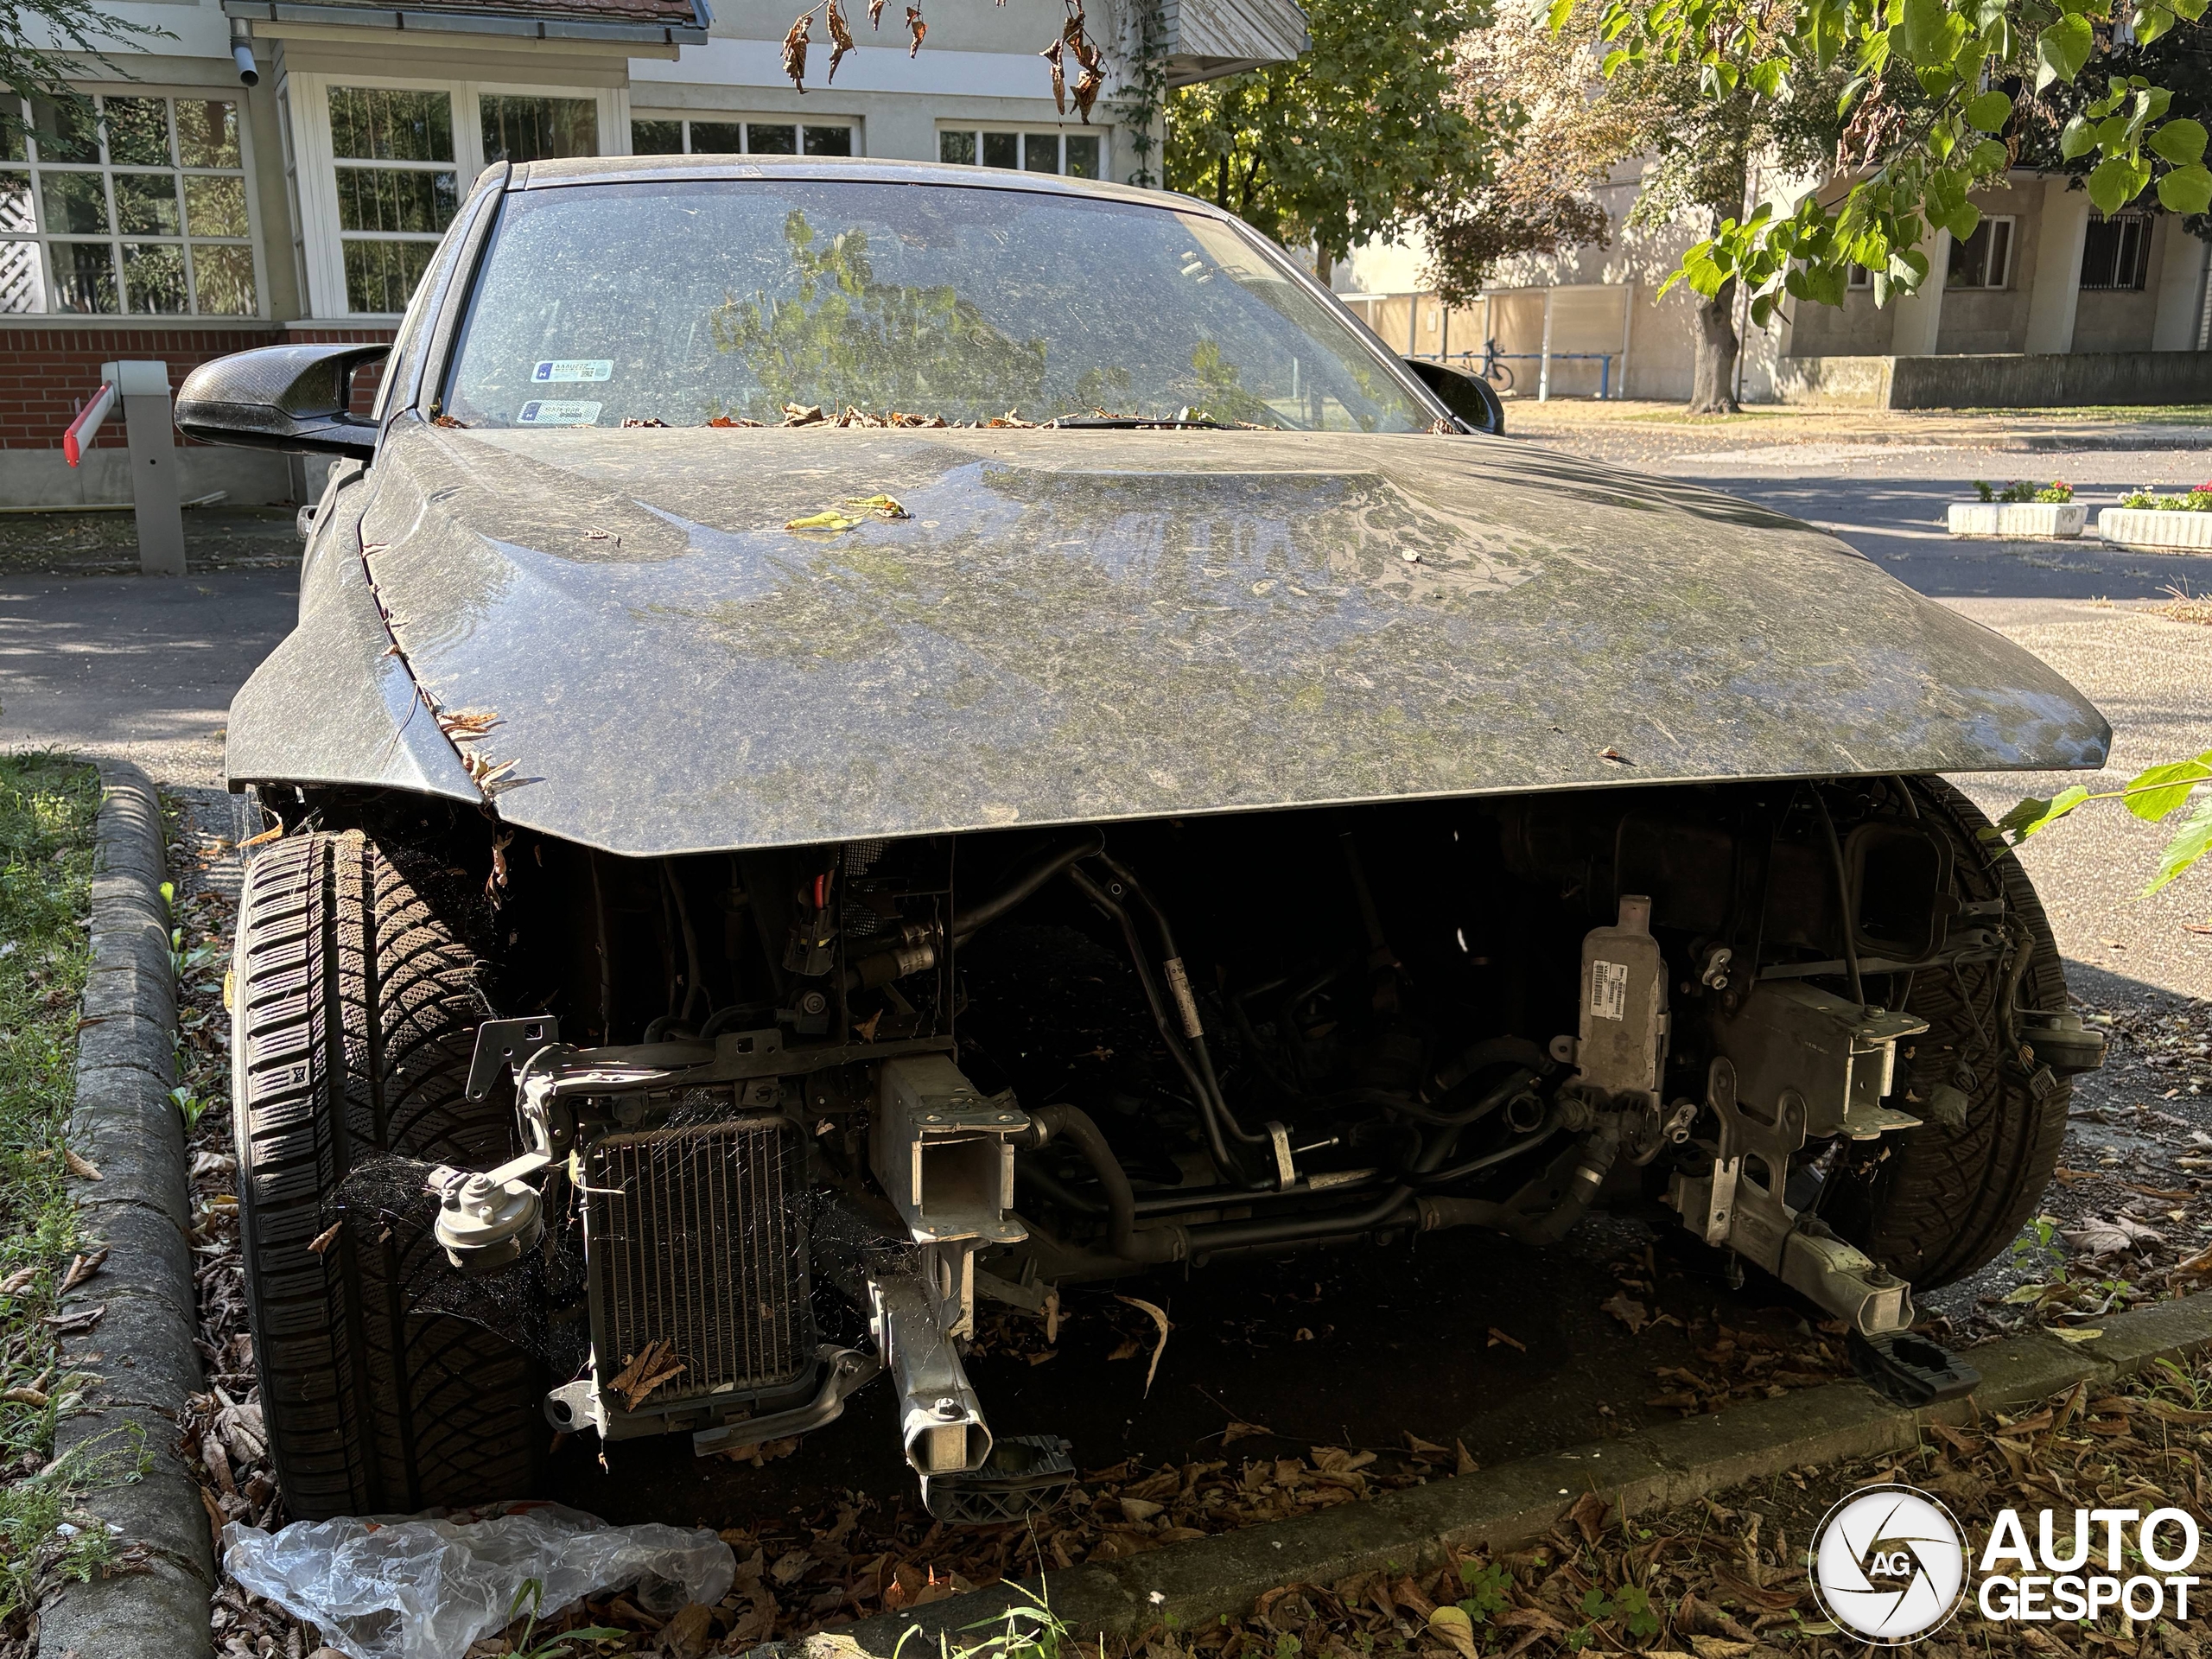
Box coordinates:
[874,1268,992,1478]
[689,1347,883,1456]
[465,1015,561,1102]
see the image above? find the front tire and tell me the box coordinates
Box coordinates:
[1830,779,2074,1289]
[232,829,544,1518]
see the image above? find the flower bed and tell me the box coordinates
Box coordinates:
[1947,502,2088,538]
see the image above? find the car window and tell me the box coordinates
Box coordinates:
[442,179,1430,433]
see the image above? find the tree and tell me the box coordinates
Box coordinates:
[3,0,166,115]
[1554,0,2212,330]
[1165,0,1499,278]
[1429,5,1847,413]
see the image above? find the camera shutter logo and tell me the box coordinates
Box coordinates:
[1810,1484,1967,1643]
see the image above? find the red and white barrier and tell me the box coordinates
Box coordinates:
[62,381,117,467]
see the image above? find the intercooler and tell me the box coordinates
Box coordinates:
[582,1108,815,1414]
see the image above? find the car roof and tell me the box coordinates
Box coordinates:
[508,151,1216,215]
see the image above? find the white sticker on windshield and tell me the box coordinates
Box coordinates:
[516,399,601,426]
[532,359,613,383]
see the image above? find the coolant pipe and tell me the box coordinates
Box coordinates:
[951,830,1105,944]
[1065,867,1259,1184]
[1414,1122,1620,1244]
[1092,852,1269,1149]
[1176,1184,1415,1255]
[1017,1155,1382,1217]
[1020,1105,1184,1263]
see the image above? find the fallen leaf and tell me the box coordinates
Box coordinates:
[1118,1497,1163,1522]
[785,511,863,532]
[60,1248,107,1293]
[1486,1326,1525,1351]
[239,825,283,849]
[2054,1327,2103,1343]
[63,1149,100,1181]
[1566,1489,1608,1543]
[307,1223,343,1255]
[1116,1294,1172,1395]
[770,1548,812,1586]
[1598,746,1633,765]
[1427,1605,1479,1659]
[2063,1215,2164,1257]
[1221,1421,1273,1446]
[2,1386,48,1407]
[664,1603,715,1659]
[1455,1439,1478,1475]
[1404,1431,1449,1456]
[0,1266,38,1297]
[1599,1291,1648,1333]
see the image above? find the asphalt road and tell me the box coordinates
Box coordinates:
[5,420,2207,1534]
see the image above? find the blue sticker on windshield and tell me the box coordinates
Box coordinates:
[516,400,602,426]
[532,359,613,383]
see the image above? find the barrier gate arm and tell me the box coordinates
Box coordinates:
[63,382,118,467]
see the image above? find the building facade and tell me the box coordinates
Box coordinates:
[1333,165,2212,407]
[4,0,1305,505]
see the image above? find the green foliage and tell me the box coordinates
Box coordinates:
[1,3,169,118]
[1554,0,2212,317]
[1164,0,1490,264]
[500,1579,627,1658]
[0,754,104,1626]
[709,210,1046,421]
[1995,749,2212,894]
[1457,1560,1513,1623]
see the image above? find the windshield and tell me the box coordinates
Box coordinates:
[442,178,1432,432]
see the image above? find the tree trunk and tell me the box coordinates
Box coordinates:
[1313,247,1333,287]
[1688,276,1741,415]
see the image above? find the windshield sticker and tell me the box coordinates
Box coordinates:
[532,359,613,383]
[516,399,602,427]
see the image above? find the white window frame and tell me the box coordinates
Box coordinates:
[0,86,269,319]
[936,125,1108,179]
[628,112,860,157]
[281,69,628,320]
[1946,214,2015,290]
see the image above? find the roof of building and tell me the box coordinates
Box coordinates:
[222,0,709,46]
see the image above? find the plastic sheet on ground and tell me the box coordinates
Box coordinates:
[223,1500,735,1659]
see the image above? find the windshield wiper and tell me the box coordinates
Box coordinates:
[1046,416,1226,429]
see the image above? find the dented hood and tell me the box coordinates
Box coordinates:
[298,421,2107,857]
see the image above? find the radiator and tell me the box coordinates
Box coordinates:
[583,1109,814,1411]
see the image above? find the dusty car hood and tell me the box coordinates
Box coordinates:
[327,423,2107,857]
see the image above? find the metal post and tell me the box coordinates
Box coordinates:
[1440,300,1450,366]
[1407,293,1417,356]
[105,359,183,577]
[1537,290,1555,402]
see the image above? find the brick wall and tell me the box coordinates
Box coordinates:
[0,321,402,448]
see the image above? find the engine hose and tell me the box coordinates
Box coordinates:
[1093,853,1272,1150]
[1407,1112,1558,1186]
[1416,1122,1620,1245]
[950,830,1106,944]
[1018,1154,1383,1217]
[1177,1183,1414,1255]
[1020,1104,1185,1263]
[1330,1066,1539,1134]
[1066,866,1261,1185]
[1425,1036,1551,1102]
[1808,787,1866,1007]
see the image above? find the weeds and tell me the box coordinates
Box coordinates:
[0,755,104,1635]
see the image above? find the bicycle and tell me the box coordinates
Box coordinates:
[1478,337,1516,394]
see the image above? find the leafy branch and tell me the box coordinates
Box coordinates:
[1550,0,2212,323]
[1993,749,2212,893]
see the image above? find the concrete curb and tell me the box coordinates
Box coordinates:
[775,1293,2212,1658]
[36,761,213,1659]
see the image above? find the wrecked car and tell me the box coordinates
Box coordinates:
[178,156,2112,1525]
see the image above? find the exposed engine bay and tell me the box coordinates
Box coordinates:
[298,776,2106,1522]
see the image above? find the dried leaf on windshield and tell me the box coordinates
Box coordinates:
[906,3,925,54]
[786,509,865,532]
[826,0,856,82]
[708,414,763,428]
[782,8,813,92]
[783,403,828,426]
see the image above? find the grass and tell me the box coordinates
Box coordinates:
[0,754,132,1634]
